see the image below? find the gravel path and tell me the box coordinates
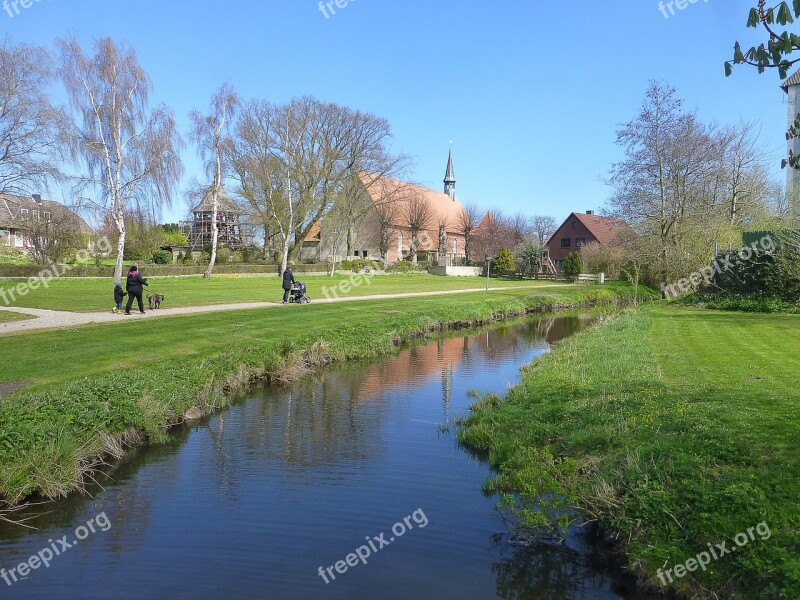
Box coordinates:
[0,285,556,336]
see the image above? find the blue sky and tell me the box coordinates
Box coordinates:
[3,0,791,224]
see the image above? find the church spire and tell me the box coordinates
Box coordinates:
[444,143,456,201]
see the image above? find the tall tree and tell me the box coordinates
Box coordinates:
[58,37,183,279]
[530,215,557,245]
[231,96,405,274]
[0,38,63,195]
[608,82,719,296]
[189,84,239,279]
[457,202,481,265]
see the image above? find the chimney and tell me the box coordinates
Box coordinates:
[586,210,594,215]
[32,194,42,205]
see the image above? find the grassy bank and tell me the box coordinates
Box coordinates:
[0,273,557,313]
[458,306,800,599]
[0,283,646,506]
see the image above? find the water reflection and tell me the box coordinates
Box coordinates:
[0,313,637,600]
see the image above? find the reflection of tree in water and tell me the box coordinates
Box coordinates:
[492,533,617,600]
[202,371,392,480]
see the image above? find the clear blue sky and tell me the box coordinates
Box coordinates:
[3,0,790,224]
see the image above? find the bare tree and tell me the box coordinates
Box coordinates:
[457,202,480,265]
[608,81,719,296]
[58,37,183,279]
[231,96,407,274]
[530,215,557,245]
[0,38,63,195]
[405,192,435,263]
[189,84,238,279]
[505,212,532,250]
[22,203,82,265]
[375,198,398,263]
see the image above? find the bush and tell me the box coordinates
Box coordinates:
[351,258,379,273]
[493,248,516,276]
[564,252,583,280]
[709,237,800,302]
[152,250,173,265]
[339,259,353,271]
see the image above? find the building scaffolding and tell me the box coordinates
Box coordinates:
[181,188,253,251]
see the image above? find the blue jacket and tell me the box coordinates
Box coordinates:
[282,269,295,290]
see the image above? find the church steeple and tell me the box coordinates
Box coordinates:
[444,145,456,201]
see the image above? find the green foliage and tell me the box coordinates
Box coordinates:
[563,252,583,279]
[161,231,189,247]
[726,2,800,79]
[493,248,516,276]
[151,250,173,264]
[338,259,353,271]
[516,239,545,278]
[710,239,800,302]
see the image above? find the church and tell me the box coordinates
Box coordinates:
[300,150,470,265]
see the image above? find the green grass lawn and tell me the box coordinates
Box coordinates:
[0,284,634,388]
[0,311,32,323]
[459,305,800,598]
[0,273,562,312]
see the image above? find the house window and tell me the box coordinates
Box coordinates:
[44,211,50,221]
[15,231,23,246]
[20,208,28,217]
[362,250,368,258]
[571,221,576,229]
[398,232,403,256]
[560,238,571,248]
[576,238,586,248]
[32,210,40,220]
[452,239,457,255]
[0,229,7,245]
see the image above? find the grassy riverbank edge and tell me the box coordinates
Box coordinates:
[0,284,650,508]
[458,306,800,599]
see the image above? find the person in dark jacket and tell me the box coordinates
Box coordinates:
[113,280,127,314]
[282,264,295,303]
[124,264,148,314]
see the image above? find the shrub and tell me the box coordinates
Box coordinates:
[564,252,583,280]
[152,250,173,265]
[339,259,353,271]
[493,248,516,276]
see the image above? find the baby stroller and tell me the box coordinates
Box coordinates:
[289,281,311,304]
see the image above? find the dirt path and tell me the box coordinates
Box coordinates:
[0,285,559,335]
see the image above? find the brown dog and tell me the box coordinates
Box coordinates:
[147,294,164,309]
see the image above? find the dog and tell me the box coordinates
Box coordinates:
[147,293,165,310]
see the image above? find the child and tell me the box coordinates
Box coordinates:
[113,280,127,314]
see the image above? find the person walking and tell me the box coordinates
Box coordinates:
[124,263,149,315]
[113,280,127,314]
[282,263,295,303]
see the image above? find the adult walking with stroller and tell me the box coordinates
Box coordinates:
[124,263,149,315]
[282,263,295,304]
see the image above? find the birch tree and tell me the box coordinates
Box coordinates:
[189,84,239,279]
[58,37,183,279]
